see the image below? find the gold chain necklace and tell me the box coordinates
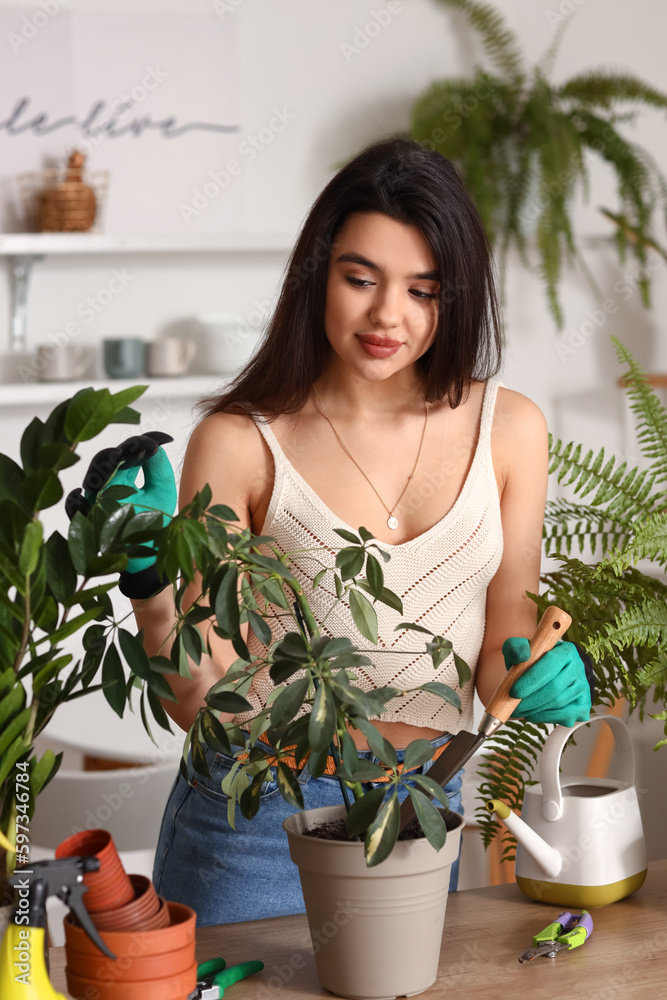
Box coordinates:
[312,384,429,531]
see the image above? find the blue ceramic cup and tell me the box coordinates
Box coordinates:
[103,337,144,379]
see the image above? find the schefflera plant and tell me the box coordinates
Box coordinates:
[166,520,471,867]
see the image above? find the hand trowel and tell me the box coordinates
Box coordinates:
[398,605,572,832]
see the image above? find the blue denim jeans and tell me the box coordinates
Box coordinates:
[153,732,464,926]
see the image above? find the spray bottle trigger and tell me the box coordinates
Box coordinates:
[63,882,116,960]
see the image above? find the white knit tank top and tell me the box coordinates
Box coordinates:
[237,378,504,735]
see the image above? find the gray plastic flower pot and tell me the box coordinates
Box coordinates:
[283,803,464,999]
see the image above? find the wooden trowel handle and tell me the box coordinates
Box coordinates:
[483,606,572,729]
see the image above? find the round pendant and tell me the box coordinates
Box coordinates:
[387,516,399,530]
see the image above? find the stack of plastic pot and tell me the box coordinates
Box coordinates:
[57,830,197,1000]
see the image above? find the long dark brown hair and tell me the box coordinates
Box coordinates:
[202,137,501,418]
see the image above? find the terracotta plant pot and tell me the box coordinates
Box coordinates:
[65,962,197,1000]
[91,875,167,932]
[65,940,195,982]
[55,830,134,912]
[64,900,196,958]
[283,804,464,1000]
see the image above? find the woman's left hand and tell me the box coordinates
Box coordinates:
[501,638,592,727]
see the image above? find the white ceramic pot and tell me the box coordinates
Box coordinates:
[283,804,463,1000]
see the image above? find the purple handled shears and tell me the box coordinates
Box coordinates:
[519,910,594,963]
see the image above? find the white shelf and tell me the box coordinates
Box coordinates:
[0,374,232,407]
[0,231,292,255]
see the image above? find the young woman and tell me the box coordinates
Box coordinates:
[135,138,592,925]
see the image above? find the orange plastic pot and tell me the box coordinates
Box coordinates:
[65,940,195,982]
[56,830,134,912]
[64,901,196,958]
[65,961,197,1000]
[91,875,166,932]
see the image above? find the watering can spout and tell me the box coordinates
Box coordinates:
[486,800,563,879]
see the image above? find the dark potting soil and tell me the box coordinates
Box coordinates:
[302,813,459,842]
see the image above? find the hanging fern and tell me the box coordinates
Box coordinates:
[409,2,667,326]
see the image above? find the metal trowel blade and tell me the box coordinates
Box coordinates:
[399,729,483,832]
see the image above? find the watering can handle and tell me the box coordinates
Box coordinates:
[541,714,636,822]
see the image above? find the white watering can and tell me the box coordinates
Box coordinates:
[487,714,648,907]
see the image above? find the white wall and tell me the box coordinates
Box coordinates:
[1,0,665,867]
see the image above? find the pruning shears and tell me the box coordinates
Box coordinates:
[188,957,264,999]
[518,910,594,963]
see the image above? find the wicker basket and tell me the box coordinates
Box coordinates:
[17,150,110,232]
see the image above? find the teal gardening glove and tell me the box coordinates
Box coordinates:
[501,638,593,727]
[65,431,177,599]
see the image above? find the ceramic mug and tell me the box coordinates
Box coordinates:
[103,337,144,379]
[196,314,264,374]
[145,337,196,377]
[35,343,92,382]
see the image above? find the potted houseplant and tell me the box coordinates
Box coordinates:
[0,385,469,999]
[408,0,667,326]
[174,517,468,999]
[476,336,667,856]
[0,384,188,909]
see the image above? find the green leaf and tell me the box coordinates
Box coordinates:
[30,748,62,797]
[312,568,327,590]
[271,677,309,729]
[345,785,386,837]
[118,628,151,681]
[0,735,30,787]
[333,527,361,544]
[336,547,365,580]
[68,512,97,575]
[146,685,173,732]
[403,739,437,772]
[0,707,31,759]
[418,681,461,710]
[407,787,447,850]
[46,531,77,602]
[48,607,101,645]
[349,588,378,643]
[276,761,304,809]
[410,773,450,810]
[36,442,79,472]
[240,770,265,820]
[0,454,24,506]
[109,385,147,411]
[102,644,126,718]
[308,683,336,751]
[209,503,240,522]
[181,623,204,665]
[365,792,400,867]
[201,709,232,754]
[269,659,304,684]
[19,520,42,576]
[0,684,26,730]
[454,653,472,687]
[396,622,433,635]
[366,553,384,597]
[22,469,62,511]
[257,577,289,610]
[354,719,397,767]
[214,566,240,637]
[64,388,115,443]
[358,526,374,542]
[276,632,311,662]
[247,609,272,645]
[206,690,253,715]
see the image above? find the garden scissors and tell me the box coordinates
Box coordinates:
[518,910,593,963]
[189,956,264,998]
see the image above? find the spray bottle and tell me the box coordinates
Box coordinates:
[0,857,116,999]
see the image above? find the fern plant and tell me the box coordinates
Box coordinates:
[476,336,667,855]
[410,0,667,326]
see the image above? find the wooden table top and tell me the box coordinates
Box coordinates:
[49,859,667,1000]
